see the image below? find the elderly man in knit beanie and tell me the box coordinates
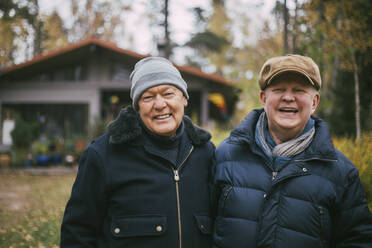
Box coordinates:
[129,56,189,136]
[61,56,215,248]
[212,54,372,248]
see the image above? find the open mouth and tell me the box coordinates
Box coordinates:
[153,114,172,120]
[279,108,298,113]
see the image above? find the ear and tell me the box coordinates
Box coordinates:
[259,91,266,106]
[183,96,188,107]
[311,92,320,114]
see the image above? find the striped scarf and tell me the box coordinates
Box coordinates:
[255,112,315,158]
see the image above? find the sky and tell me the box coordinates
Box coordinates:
[38,0,277,63]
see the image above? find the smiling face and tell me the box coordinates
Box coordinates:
[260,72,320,144]
[138,84,188,136]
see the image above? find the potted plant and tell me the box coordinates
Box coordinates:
[32,135,50,166]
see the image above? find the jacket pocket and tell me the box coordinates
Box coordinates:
[193,214,212,248]
[318,205,331,247]
[218,185,233,216]
[194,214,212,235]
[110,215,167,238]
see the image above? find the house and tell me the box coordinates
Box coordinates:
[0,38,237,146]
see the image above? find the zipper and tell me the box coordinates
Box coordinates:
[318,205,326,248]
[274,171,309,185]
[220,185,233,216]
[172,145,194,248]
[272,171,278,180]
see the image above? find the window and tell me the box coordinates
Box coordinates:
[63,64,87,82]
[110,63,130,83]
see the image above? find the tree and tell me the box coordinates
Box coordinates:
[303,0,372,139]
[184,6,222,68]
[27,0,43,57]
[40,11,68,52]
[0,19,17,67]
[146,0,174,58]
[184,0,232,73]
[185,1,284,125]
[273,0,303,54]
[0,0,70,63]
[229,21,282,123]
[283,0,288,54]
[68,0,129,42]
[0,0,40,65]
[163,0,171,58]
[0,0,132,67]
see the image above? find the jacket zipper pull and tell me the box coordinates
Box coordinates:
[272,171,278,180]
[174,170,180,182]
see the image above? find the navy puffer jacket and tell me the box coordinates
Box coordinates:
[61,106,214,248]
[212,108,372,248]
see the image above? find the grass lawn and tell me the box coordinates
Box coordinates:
[0,173,75,248]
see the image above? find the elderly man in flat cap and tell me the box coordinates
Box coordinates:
[212,54,372,248]
[61,57,214,248]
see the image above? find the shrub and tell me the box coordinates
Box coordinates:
[210,128,231,146]
[11,116,40,149]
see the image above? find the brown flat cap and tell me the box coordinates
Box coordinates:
[258,54,321,90]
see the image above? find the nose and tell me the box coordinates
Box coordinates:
[154,95,166,109]
[281,90,295,102]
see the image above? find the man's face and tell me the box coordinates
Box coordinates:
[138,84,188,136]
[260,73,320,143]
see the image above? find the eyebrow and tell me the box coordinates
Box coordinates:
[143,86,177,95]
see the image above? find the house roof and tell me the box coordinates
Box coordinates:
[0,38,234,86]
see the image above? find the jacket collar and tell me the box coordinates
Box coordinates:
[229,108,337,161]
[298,115,337,161]
[108,106,211,146]
[229,108,262,145]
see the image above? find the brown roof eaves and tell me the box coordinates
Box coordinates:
[1,38,234,87]
[176,64,233,86]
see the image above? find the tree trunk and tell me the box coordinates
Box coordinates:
[328,56,339,97]
[33,20,43,57]
[31,0,42,57]
[352,50,361,141]
[292,0,298,53]
[283,0,289,54]
[164,0,171,58]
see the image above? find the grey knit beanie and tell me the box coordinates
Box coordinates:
[130,56,189,110]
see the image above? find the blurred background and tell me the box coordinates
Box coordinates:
[0,0,371,247]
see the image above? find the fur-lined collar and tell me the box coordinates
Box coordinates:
[108,106,211,146]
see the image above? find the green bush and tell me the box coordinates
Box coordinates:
[11,116,40,149]
[210,128,231,146]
